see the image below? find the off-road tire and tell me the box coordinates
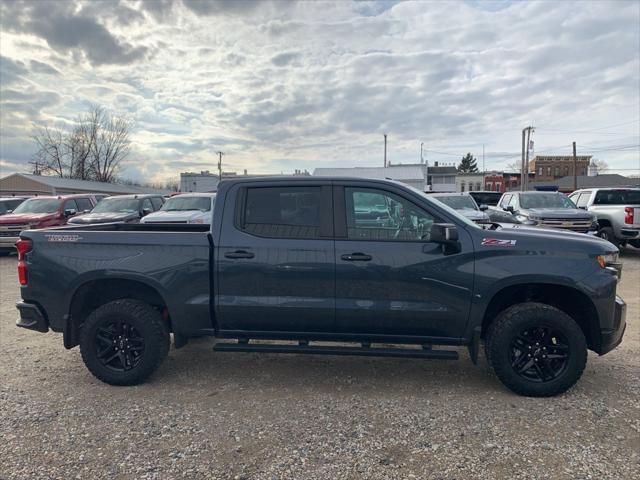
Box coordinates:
[485,302,587,397]
[598,226,619,248]
[80,299,169,385]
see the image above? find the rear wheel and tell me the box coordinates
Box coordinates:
[80,299,169,385]
[486,302,587,397]
[597,226,619,248]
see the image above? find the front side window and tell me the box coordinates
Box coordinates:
[142,198,153,212]
[75,198,93,212]
[242,186,321,238]
[63,199,78,212]
[150,197,164,210]
[345,187,437,241]
[575,192,591,208]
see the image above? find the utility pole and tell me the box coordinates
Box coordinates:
[383,134,388,167]
[482,144,485,173]
[420,142,424,164]
[217,151,224,179]
[520,126,534,191]
[573,141,577,191]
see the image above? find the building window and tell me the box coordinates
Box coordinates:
[485,183,491,190]
[476,182,481,191]
[460,182,465,192]
[538,167,543,176]
[554,167,560,176]
[547,166,551,176]
[495,183,502,192]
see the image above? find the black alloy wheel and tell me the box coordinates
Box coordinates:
[509,327,569,383]
[95,320,145,372]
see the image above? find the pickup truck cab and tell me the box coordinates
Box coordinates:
[140,193,215,224]
[498,191,597,234]
[569,188,640,248]
[15,177,626,396]
[0,194,95,255]
[68,194,164,225]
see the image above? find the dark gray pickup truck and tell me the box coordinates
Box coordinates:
[15,177,626,396]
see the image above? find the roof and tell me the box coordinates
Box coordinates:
[530,155,592,162]
[431,192,471,197]
[428,166,458,174]
[313,165,425,180]
[529,174,639,190]
[1,173,170,195]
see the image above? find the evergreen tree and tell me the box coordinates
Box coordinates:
[458,153,479,173]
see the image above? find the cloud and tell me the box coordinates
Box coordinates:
[0,0,638,181]
[0,0,148,66]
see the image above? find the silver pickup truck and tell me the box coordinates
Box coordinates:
[569,188,640,248]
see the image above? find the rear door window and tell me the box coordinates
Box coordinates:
[594,190,640,205]
[241,186,322,239]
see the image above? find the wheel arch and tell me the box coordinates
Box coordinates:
[481,283,600,351]
[65,277,171,349]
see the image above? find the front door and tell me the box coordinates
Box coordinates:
[334,185,475,339]
[217,183,335,334]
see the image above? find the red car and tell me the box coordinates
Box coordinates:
[0,194,96,256]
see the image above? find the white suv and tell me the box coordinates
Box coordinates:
[140,193,216,224]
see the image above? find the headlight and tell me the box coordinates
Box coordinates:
[188,218,205,224]
[596,252,619,268]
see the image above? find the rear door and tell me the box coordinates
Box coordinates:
[333,182,475,338]
[217,181,335,334]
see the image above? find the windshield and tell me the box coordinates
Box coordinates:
[91,197,139,214]
[161,196,213,212]
[520,193,576,209]
[401,184,480,229]
[434,195,478,211]
[12,198,60,214]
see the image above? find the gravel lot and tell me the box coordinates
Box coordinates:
[1,249,639,480]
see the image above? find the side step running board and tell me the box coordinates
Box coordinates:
[214,342,459,360]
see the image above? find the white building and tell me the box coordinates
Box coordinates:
[313,164,428,191]
[179,171,221,193]
[456,173,485,193]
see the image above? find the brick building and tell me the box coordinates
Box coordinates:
[529,155,591,182]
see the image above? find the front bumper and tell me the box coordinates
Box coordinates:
[16,301,49,333]
[0,236,18,251]
[598,296,626,355]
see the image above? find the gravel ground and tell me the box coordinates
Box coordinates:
[1,249,639,480]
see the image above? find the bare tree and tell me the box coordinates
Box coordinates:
[590,158,609,174]
[31,105,131,183]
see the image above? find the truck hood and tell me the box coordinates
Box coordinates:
[68,212,139,224]
[141,210,208,223]
[485,224,614,251]
[0,212,57,224]
[523,208,593,219]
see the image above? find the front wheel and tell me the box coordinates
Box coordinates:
[79,299,169,385]
[597,226,619,248]
[486,302,587,397]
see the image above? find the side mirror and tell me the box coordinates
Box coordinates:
[6,210,12,214]
[430,223,459,243]
[142,208,152,216]
[504,205,514,213]
[522,220,537,226]
[64,208,77,217]
[479,204,488,211]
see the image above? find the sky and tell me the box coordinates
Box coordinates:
[1,0,639,183]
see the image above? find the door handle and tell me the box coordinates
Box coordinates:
[341,252,372,262]
[224,250,255,259]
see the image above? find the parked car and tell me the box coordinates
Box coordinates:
[141,193,216,224]
[430,192,490,224]
[0,194,96,255]
[15,177,625,397]
[68,194,164,225]
[0,196,29,216]
[569,188,640,248]
[469,191,503,207]
[498,191,597,234]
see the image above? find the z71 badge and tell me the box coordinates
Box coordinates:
[482,238,517,247]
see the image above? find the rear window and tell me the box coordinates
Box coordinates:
[241,186,321,238]
[594,190,640,205]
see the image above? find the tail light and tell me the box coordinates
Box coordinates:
[624,207,633,225]
[16,238,33,286]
